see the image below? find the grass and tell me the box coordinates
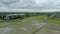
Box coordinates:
[0,19,21,27]
[0,15,60,27]
[0,22,12,27]
[31,15,60,24]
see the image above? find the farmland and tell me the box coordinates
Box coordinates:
[31,15,60,24]
[0,16,60,34]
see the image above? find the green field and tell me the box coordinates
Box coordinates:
[0,15,60,27]
[31,15,60,24]
[0,16,60,34]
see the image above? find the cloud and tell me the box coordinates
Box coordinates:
[0,0,60,10]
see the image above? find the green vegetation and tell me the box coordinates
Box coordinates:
[0,19,21,27]
[0,22,12,27]
[0,15,60,27]
[31,15,60,24]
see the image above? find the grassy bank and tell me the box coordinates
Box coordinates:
[31,15,60,24]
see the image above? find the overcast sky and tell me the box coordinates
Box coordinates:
[0,0,60,12]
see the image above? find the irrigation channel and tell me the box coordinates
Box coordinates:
[0,18,60,34]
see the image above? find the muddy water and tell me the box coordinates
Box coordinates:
[0,20,47,34]
[35,23,60,34]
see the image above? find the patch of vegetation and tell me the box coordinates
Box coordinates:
[0,22,12,27]
[31,15,60,24]
[0,19,21,27]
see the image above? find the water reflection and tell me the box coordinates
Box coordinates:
[0,20,47,34]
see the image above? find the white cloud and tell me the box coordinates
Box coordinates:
[0,0,60,12]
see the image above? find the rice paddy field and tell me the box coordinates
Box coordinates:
[32,15,60,24]
[0,16,60,34]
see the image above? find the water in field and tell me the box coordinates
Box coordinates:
[0,19,47,34]
[36,23,60,34]
[0,19,60,34]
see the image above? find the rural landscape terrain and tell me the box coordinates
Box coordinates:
[0,12,60,34]
[0,0,60,34]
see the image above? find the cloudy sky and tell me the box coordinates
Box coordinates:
[0,0,60,12]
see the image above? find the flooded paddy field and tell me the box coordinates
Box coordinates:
[36,24,60,34]
[0,18,60,34]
